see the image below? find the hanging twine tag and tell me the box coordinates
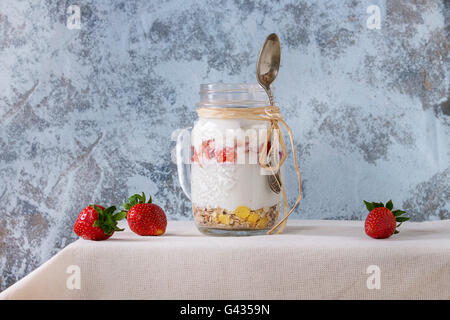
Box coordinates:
[196,105,302,235]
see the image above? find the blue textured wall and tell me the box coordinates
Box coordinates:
[0,0,449,290]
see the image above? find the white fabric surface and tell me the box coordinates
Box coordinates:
[1,219,449,300]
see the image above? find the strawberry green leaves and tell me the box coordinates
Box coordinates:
[363,200,384,211]
[121,192,153,214]
[393,210,409,234]
[123,194,141,211]
[386,200,393,211]
[364,200,395,212]
[392,210,406,216]
[113,211,128,221]
[90,205,125,235]
[395,215,410,230]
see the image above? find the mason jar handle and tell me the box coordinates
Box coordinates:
[176,127,192,200]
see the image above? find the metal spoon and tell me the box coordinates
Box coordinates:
[256,33,282,194]
[256,33,281,106]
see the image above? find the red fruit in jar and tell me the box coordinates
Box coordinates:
[217,147,236,163]
[122,192,167,236]
[191,146,200,163]
[364,200,409,239]
[258,141,271,155]
[244,140,250,153]
[74,205,126,241]
[216,148,226,162]
[201,139,215,160]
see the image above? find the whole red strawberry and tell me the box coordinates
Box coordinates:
[364,200,409,239]
[74,205,126,240]
[122,192,167,236]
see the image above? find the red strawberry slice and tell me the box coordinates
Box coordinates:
[191,146,200,163]
[216,147,236,163]
[201,139,215,160]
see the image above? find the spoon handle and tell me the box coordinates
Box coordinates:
[267,88,274,106]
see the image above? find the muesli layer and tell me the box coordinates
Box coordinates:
[193,204,279,230]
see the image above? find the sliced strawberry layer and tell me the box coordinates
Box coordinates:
[201,139,215,160]
[216,147,236,163]
[191,146,200,163]
[192,138,285,164]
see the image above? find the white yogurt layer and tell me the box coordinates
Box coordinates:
[191,163,281,211]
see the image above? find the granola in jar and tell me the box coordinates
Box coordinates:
[193,204,279,230]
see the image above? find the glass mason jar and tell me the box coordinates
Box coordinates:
[176,83,283,236]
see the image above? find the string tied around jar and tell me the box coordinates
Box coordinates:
[196,105,302,235]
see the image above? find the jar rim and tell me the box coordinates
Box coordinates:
[198,83,271,108]
[199,83,267,93]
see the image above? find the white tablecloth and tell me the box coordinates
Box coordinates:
[1,220,449,299]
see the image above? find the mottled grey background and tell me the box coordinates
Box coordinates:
[0,0,449,290]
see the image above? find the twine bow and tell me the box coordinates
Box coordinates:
[196,105,302,234]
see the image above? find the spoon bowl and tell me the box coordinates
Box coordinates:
[256,33,281,105]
